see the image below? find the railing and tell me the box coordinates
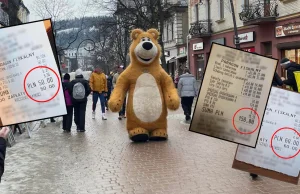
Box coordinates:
[189,20,212,37]
[239,1,279,23]
[0,8,9,26]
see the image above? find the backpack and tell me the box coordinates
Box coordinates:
[72,82,86,100]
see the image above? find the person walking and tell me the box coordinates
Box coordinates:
[113,66,126,120]
[0,127,10,182]
[105,72,113,111]
[89,67,108,120]
[280,58,300,92]
[69,69,91,132]
[178,68,198,122]
[62,73,73,133]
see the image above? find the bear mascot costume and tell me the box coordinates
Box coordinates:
[108,28,180,142]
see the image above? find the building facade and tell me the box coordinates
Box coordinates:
[163,0,189,77]
[188,0,300,79]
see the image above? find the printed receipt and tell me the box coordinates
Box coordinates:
[0,21,66,126]
[190,43,278,147]
[235,87,300,177]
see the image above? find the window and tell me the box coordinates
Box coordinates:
[166,23,169,41]
[195,4,199,22]
[171,22,174,40]
[219,0,224,19]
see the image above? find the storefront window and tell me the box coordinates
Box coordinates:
[284,49,296,63]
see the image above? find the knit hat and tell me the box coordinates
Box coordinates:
[75,68,83,76]
[280,58,290,66]
[63,73,70,80]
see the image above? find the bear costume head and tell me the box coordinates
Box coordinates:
[130,28,161,66]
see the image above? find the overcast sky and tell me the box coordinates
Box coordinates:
[24,0,111,22]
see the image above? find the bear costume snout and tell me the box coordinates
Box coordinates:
[134,39,158,64]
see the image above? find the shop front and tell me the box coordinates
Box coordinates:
[275,18,300,77]
[189,40,205,80]
[164,50,177,77]
[176,46,187,75]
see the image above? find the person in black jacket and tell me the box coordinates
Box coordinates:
[0,127,10,182]
[69,69,91,132]
[280,58,300,92]
[272,71,284,87]
[105,73,113,110]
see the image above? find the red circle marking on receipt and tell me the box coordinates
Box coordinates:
[23,66,60,102]
[270,127,300,159]
[232,107,260,134]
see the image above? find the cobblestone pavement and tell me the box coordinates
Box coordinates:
[0,97,300,194]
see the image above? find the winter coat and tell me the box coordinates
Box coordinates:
[89,72,108,93]
[62,80,72,106]
[283,62,300,91]
[107,76,113,92]
[0,137,7,182]
[178,73,198,97]
[272,72,283,87]
[69,75,91,103]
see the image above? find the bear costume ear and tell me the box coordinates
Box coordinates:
[147,29,160,40]
[131,29,143,40]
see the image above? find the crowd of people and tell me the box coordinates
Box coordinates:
[60,65,126,133]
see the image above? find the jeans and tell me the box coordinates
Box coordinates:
[73,101,87,131]
[92,92,106,113]
[119,97,126,116]
[63,106,73,131]
[181,97,194,116]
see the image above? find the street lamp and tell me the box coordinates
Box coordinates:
[229,0,240,49]
[75,39,96,71]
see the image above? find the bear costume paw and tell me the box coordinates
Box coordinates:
[149,129,168,141]
[108,98,123,112]
[129,127,149,142]
[166,94,180,110]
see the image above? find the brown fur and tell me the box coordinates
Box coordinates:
[108,28,180,142]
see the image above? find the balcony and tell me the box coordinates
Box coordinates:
[189,20,212,38]
[0,8,9,26]
[239,1,279,26]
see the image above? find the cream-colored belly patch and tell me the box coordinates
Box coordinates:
[133,73,162,123]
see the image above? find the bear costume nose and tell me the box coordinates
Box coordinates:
[142,42,153,50]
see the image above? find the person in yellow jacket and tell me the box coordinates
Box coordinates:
[90,67,108,120]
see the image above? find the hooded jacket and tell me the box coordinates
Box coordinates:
[89,71,108,93]
[272,72,283,87]
[0,137,6,182]
[178,73,198,97]
[283,62,300,92]
[69,74,91,102]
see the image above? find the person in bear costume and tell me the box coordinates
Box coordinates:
[108,28,180,142]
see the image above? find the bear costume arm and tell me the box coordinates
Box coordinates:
[108,72,129,112]
[161,70,180,110]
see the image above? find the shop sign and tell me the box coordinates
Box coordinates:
[242,47,255,53]
[234,32,255,44]
[164,51,170,56]
[179,47,186,54]
[193,42,204,51]
[275,22,300,38]
[211,38,225,46]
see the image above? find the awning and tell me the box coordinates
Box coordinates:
[165,56,175,62]
[176,54,187,59]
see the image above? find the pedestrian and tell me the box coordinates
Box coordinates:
[177,68,198,122]
[280,58,300,92]
[89,67,108,120]
[69,69,91,132]
[272,71,284,87]
[62,73,73,133]
[105,72,113,111]
[113,66,126,120]
[0,127,10,182]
